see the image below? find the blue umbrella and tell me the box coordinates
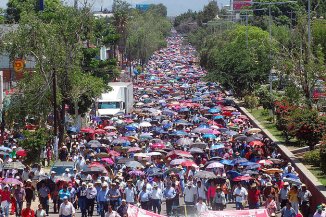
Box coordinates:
[208,108,221,113]
[225,130,238,136]
[202,134,216,139]
[179,108,190,112]
[283,173,300,179]
[213,115,224,120]
[192,97,202,102]
[125,125,137,131]
[199,124,209,129]
[124,131,136,136]
[226,170,241,179]
[245,163,261,170]
[220,159,234,166]
[171,130,189,136]
[232,158,248,165]
[67,126,78,133]
[210,144,224,150]
[283,177,302,185]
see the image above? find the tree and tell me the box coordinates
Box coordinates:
[255,85,275,110]
[205,25,273,97]
[3,5,106,145]
[287,107,326,149]
[148,4,167,17]
[174,10,198,34]
[274,99,296,141]
[197,1,219,26]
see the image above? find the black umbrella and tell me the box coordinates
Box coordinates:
[191,142,207,149]
[189,147,204,154]
[234,135,247,141]
[36,178,55,191]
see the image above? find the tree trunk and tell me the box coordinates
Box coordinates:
[58,100,66,147]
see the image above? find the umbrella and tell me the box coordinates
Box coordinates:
[269,158,283,164]
[170,158,187,166]
[16,149,27,157]
[283,173,300,179]
[134,153,148,158]
[226,170,241,178]
[88,140,101,147]
[108,150,120,157]
[208,108,221,113]
[151,143,166,149]
[283,177,302,185]
[246,128,262,134]
[181,160,197,167]
[262,168,283,174]
[245,163,261,170]
[139,122,152,127]
[101,158,114,165]
[0,147,12,152]
[126,125,137,131]
[125,161,144,169]
[241,170,259,175]
[232,158,248,165]
[117,158,133,164]
[191,142,207,149]
[233,176,253,182]
[80,128,95,134]
[210,144,224,150]
[176,138,193,146]
[202,134,216,139]
[94,129,107,134]
[257,159,273,166]
[194,171,217,179]
[104,126,116,130]
[127,147,142,153]
[171,130,188,136]
[213,115,224,120]
[206,162,224,169]
[249,141,265,147]
[3,161,25,170]
[128,170,145,176]
[220,159,234,166]
[189,147,204,154]
[147,152,163,156]
[167,150,192,158]
[94,152,110,158]
[82,166,107,174]
[234,135,247,141]
[146,167,162,176]
[2,178,23,185]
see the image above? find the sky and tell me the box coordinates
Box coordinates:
[0,0,230,16]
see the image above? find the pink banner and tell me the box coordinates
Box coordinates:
[199,209,269,217]
[127,204,166,217]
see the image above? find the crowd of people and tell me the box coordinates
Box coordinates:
[0,35,324,217]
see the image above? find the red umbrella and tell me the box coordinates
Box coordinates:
[94,129,107,134]
[249,141,265,147]
[151,143,166,149]
[257,159,273,166]
[181,160,197,167]
[233,176,253,182]
[16,150,27,157]
[166,150,192,158]
[101,158,114,165]
[81,128,95,134]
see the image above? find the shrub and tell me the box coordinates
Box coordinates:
[320,135,326,174]
[244,95,259,111]
[302,149,320,167]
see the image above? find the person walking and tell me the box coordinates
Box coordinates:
[288,185,299,214]
[184,182,196,206]
[21,203,34,217]
[97,183,109,217]
[14,184,26,217]
[35,204,46,217]
[124,180,137,205]
[298,184,312,217]
[76,182,88,217]
[281,202,296,217]
[59,196,76,217]
[150,183,163,214]
[163,182,176,216]
[138,186,150,210]
[86,183,97,217]
[105,205,120,217]
[265,195,277,216]
[233,182,248,210]
[38,182,50,215]
[0,186,11,217]
[213,186,226,211]
[248,183,261,209]
[279,182,290,208]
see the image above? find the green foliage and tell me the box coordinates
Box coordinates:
[302,149,320,167]
[244,95,259,111]
[320,136,326,173]
[20,128,51,164]
[204,25,273,97]
[197,1,219,26]
[127,10,171,65]
[255,86,275,110]
[174,10,198,34]
[312,19,326,64]
[147,4,167,17]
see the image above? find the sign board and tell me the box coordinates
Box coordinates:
[199,209,269,217]
[233,0,252,10]
[128,204,164,217]
[13,59,25,73]
[136,4,150,12]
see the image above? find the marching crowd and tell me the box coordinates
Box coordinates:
[0,35,324,217]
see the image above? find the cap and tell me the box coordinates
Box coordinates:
[63,196,68,200]
[153,183,158,187]
[251,183,257,188]
[271,213,276,217]
[12,146,17,149]
[302,184,306,187]
[65,168,70,172]
[95,180,101,184]
[26,179,32,183]
[266,182,272,187]
[121,199,126,202]
[51,171,56,174]
[288,162,291,166]
[284,182,289,186]
[102,182,108,187]
[82,182,86,186]
[88,183,93,188]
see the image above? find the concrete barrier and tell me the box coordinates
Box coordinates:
[233,100,326,210]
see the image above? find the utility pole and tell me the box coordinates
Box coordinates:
[52,69,58,159]
[128,41,132,82]
[307,0,311,51]
[74,0,78,9]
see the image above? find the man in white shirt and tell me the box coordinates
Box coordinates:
[233,183,248,210]
[62,169,70,177]
[150,183,163,214]
[184,182,196,205]
[196,197,208,214]
[196,180,207,202]
[124,180,137,204]
[59,196,76,217]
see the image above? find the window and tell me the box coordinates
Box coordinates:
[98,102,120,109]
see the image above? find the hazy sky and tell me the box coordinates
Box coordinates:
[0,0,229,16]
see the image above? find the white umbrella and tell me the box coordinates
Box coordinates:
[206,162,224,169]
[139,122,152,127]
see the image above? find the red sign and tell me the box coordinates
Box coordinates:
[13,59,25,73]
[199,209,269,217]
[233,0,252,10]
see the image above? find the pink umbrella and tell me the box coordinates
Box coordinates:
[107,132,117,136]
[151,143,166,149]
[206,162,224,169]
[2,178,23,186]
[127,147,142,153]
[94,129,107,134]
[124,119,134,123]
[233,176,253,182]
[108,150,120,157]
[101,158,114,165]
[181,160,197,167]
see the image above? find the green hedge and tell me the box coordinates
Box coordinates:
[302,149,321,167]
